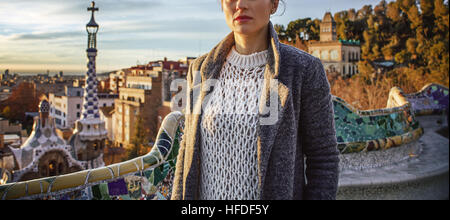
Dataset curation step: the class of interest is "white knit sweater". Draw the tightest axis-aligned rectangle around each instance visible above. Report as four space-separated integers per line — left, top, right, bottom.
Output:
199 46 268 200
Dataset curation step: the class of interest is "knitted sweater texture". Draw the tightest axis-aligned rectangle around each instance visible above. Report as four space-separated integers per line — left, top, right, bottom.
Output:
199 46 268 200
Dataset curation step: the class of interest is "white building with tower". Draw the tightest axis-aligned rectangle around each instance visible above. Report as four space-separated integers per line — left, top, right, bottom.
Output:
308 12 361 77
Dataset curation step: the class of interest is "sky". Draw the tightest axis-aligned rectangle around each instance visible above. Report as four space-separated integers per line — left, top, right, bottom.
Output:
0 0 391 75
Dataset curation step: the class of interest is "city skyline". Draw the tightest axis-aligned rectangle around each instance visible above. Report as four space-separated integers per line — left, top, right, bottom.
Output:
1 0 391 75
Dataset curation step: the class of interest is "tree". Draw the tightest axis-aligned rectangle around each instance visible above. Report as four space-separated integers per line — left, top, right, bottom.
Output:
285 18 314 42
308 19 321 40
2 106 11 119
407 4 421 29
406 37 419 64
0 82 42 124
125 113 151 160
276 0 448 86
334 11 350 40
274 24 287 41
357 5 373 19
387 1 402 21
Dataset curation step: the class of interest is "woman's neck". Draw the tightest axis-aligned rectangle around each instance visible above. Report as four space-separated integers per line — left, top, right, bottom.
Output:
234 24 269 55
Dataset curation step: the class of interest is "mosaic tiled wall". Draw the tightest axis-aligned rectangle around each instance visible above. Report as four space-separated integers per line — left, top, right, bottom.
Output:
333 97 419 143
404 83 449 116
2 84 448 200
333 86 423 153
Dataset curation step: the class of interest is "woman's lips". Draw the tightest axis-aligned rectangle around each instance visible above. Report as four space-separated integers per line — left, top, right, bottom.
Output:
234 15 253 22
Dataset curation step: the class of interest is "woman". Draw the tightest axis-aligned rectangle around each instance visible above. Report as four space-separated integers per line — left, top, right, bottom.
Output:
171 0 340 200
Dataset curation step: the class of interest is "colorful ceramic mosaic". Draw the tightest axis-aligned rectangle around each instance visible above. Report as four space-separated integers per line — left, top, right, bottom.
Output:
333 86 423 153
404 83 449 116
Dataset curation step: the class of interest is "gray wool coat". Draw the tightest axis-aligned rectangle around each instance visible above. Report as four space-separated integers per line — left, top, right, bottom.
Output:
171 21 340 200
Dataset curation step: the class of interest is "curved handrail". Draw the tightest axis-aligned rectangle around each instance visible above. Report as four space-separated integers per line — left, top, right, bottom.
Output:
0 111 184 200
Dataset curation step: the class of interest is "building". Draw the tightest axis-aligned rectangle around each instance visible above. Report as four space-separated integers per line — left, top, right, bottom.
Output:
0 87 12 102
113 74 162 148
0 117 22 135
99 106 115 141
109 69 129 94
308 12 361 77
0 69 10 81
49 85 117 129
110 57 190 93
111 55 193 149
2 100 87 182
110 57 191 149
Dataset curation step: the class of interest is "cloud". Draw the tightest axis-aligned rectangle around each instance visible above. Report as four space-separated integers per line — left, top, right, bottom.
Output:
10 31 83 41
100 17 228 35
47 0 165 17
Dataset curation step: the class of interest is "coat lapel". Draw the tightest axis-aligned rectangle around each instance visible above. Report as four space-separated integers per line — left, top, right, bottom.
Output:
186 21 290 198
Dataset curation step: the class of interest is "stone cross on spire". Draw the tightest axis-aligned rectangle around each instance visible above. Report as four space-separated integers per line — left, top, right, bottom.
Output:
88 1 99 14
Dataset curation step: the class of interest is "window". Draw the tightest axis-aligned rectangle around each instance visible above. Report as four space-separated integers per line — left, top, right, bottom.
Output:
320 50 329 60
330 50 339 61
312 50 320 58
77 112 80 118
77 104 80 109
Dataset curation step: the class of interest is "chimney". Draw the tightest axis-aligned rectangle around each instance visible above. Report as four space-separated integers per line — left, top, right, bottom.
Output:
39 100 50 127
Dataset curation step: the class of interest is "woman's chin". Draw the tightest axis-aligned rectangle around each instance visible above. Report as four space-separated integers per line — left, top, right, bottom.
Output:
233 25 257 36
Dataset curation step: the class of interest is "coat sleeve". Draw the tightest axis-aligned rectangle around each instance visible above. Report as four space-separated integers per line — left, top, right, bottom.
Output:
170 63 193 200
170 133 186 200
300 57 340 200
